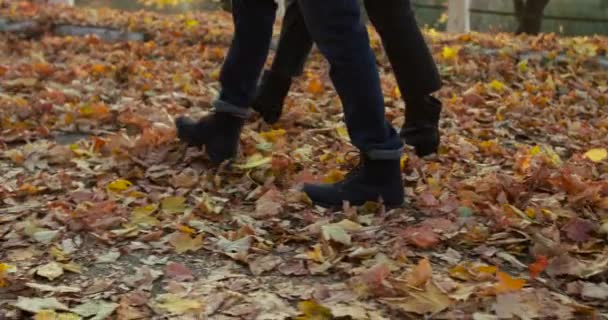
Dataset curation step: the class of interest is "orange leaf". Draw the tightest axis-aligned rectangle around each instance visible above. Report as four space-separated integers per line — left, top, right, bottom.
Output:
33 62 54 77
495 271 525 294
528 256 548 279
91 64 108 75
307 75 324 95
0 65 7 77
406 258 432 288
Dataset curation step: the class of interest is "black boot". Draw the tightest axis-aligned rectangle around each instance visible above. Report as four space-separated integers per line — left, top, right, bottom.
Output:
175 112 244 165
303 156 404 208
400 96 442 157
252 70 292 124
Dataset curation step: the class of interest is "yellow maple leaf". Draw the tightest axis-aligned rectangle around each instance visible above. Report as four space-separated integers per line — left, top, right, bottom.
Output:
260 129 286 143
107 179 133 193
517 60 528 73
184 19 199 29
584 148 607 162
306 244 325 263
442 46 459 60
489 79 506 92
296 301 333 320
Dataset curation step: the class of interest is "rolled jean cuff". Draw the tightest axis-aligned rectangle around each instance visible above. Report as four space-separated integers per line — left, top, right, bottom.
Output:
212 99 253 119
366 147 404 160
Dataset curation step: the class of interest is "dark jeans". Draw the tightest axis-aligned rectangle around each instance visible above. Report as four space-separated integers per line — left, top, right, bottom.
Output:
272 0 441 102
216 0 403 159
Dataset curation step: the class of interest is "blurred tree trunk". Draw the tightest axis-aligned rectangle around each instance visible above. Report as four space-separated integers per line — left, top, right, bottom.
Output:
447 0 471 33
513 0 550 34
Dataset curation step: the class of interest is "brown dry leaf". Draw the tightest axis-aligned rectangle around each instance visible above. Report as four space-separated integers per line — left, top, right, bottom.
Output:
492 292 540 319
249 255 283 276
253 188 284 218
406 258 433 288
165 262 194 281
168 232 203 254
564 217 595 243
402 226 440 249
380 282 452 315
170 168 199 188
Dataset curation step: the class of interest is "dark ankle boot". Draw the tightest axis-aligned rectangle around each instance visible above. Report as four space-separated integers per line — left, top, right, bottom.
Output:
175 112 244 165
252 70 292 124
302 156 404 208
400 96 442 157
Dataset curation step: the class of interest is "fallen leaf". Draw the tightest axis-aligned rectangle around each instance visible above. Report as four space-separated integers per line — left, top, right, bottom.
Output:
322 169 345 184
321 224 351 246
36 262 64 281
32 230 59 244
107 179 133 192
14 297 70 313
403 226 440 249
406 258 433 288
583 148 607 162
253 188 284 218
528 256 549 279
442 46 459 60
165 262 194 281
154 294 203 315
295 300 333 320
169 232 203 254
489 79 506 92
34 310 82 320
581 282 608 300
380 283 452 315
96 250 121 263
170 168 199 188
234 154 272 169
26 282 81 293
72 301 118 320
249 255 283 276
564 217 595 243
495 271 525 294
492 292 540 320
161 196 187 214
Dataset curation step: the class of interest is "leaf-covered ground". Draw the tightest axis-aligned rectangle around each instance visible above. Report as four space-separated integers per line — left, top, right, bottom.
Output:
1 2 608 319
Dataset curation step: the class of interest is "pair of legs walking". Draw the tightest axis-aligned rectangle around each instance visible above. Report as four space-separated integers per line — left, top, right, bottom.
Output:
177 0 439 208
254 0 442 157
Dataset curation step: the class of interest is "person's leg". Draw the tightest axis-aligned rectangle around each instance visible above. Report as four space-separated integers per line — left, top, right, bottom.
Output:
297 0 404 208
252 0 314 124
365 0 442 157
176 0 277 164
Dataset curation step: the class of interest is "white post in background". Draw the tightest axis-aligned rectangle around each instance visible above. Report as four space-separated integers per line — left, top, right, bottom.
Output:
447 0 471 33
48 0 75 5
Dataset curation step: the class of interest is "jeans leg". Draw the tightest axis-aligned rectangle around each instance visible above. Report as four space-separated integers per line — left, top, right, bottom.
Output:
297 0 402 159
270 1 314 78
364 0 441 100
216 0 277 117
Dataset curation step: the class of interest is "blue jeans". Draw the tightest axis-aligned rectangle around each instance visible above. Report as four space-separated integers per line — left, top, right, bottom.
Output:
216 0 403 159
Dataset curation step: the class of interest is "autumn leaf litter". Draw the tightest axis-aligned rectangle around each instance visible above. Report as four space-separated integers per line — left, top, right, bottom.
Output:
1 2 608 319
